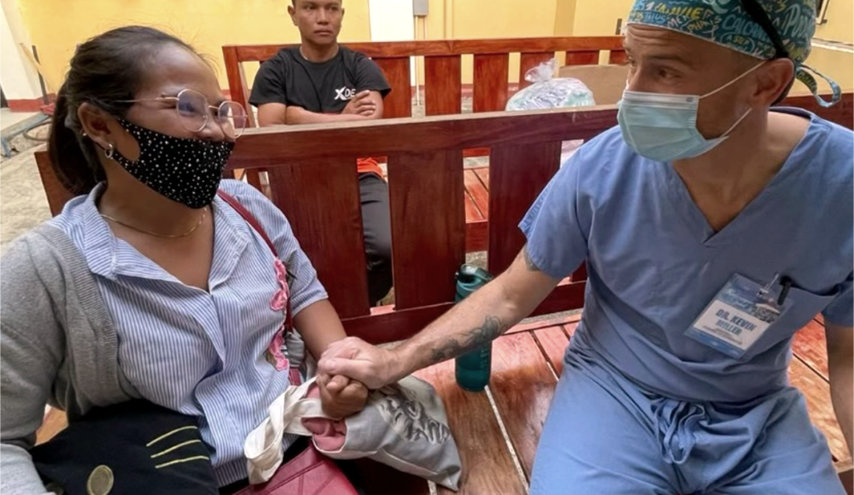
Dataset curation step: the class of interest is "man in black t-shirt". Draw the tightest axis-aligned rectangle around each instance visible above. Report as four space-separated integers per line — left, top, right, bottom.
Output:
250 0 393 305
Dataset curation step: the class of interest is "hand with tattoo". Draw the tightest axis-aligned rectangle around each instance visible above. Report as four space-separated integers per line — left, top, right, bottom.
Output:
319 315 508 389
318 337 402 389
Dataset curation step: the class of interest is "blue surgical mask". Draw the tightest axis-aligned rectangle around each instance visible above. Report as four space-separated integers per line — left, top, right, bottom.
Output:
617 63 764 162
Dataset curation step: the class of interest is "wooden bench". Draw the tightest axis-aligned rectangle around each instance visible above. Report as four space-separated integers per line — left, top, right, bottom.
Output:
223 36 628 251
222 37 628 122
32 99 854 493
222 38 853 253
32 312 854 494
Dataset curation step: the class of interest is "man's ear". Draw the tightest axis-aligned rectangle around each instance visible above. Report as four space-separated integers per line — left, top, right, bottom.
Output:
288 4 297 25
753 58 795 106
77 102 118 152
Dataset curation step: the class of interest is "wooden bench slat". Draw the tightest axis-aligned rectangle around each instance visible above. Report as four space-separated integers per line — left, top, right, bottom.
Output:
450 37 625 55
413 359 528 495
244 169 264 191
488 141 562 274
519 51 555 91
462 169 488 219
570 262 588 282
789 356 851 463
528 318 581 382
225 37 626 61
531 280 587 316
343 302 455 343
387 150 465 309
490 332 560 479
466 166 490 252
222 46 252 125
373 57 412 118
564 50 600 66
465 220 488 253
504 312 581 336
792 319 830 380
608 49 628 65
473 166 489 187
425 56 462 116
463 187 484 223
533 325 571 378
35 150 74 217
563 320 580 335
229 108 617 162
267 159 370 318
473 54 510 112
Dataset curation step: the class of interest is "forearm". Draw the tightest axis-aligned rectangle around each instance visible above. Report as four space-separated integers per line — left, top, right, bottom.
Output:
392 285 516 378
285 106 366 124
392 250 558 381
293 299 348 360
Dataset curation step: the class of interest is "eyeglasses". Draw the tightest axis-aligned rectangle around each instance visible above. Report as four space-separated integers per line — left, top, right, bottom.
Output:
116 88 248 139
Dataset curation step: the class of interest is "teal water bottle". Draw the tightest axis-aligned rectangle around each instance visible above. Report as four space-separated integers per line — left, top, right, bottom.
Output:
454 264 494 391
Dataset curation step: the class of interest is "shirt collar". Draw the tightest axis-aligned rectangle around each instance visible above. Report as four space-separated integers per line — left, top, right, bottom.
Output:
76 184 252 285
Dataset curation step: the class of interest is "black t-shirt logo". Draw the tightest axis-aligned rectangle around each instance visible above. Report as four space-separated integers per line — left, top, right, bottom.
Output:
334 87 357 101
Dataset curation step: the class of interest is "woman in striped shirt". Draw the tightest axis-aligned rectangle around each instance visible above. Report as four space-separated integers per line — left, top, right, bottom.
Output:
1 26 368 492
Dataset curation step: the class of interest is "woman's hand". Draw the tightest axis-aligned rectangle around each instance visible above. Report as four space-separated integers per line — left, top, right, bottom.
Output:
318 336 405 390
316 373 369 419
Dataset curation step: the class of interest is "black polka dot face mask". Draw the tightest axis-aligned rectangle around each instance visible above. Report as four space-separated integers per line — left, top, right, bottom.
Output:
109 119 236 209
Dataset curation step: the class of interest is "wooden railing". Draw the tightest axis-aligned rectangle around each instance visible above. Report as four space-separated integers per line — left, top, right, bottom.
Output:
35 93 853 341
222 36 627 124
223 106 615 342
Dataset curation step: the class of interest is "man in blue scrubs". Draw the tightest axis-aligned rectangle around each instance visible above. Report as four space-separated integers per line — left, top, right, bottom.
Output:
319 1 853 492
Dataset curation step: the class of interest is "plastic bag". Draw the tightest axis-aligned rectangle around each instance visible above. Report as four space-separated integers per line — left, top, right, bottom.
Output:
505 59 593 164
505 58 596 111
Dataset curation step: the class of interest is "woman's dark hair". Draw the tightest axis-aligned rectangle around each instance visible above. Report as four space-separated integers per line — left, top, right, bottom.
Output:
48 26 198 195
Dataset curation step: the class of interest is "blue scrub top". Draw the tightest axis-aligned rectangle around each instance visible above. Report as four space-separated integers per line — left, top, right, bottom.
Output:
521 108 853 403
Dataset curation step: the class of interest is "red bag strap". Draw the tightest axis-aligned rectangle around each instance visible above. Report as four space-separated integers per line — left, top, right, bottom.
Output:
216 190 294 335
217 190 278 257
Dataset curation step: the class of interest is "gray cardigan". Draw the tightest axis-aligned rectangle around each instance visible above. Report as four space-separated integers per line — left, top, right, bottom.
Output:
1 224 139 494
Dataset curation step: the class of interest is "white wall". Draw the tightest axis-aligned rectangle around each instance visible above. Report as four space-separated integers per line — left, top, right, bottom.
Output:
0 0 43 100
368 0 415 41
368 0 417 87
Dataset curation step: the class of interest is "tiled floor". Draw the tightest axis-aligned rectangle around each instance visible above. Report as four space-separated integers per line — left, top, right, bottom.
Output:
0 108 39 130
0 119 50 254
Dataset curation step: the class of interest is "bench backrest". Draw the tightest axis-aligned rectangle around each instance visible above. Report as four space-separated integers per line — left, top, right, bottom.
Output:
33 93 853 343
222 36 627 125
219 107 617 342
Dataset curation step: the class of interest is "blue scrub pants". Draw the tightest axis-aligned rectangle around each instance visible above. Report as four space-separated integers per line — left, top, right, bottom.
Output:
530 342 845 495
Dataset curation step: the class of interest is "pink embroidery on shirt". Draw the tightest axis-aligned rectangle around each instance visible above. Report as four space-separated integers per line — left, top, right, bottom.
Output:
266 324 289 371
270 258 290 312
265 258 291 371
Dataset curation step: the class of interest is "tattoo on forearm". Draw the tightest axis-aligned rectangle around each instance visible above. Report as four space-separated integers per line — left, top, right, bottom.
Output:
523 249 541 272
429 316 508 363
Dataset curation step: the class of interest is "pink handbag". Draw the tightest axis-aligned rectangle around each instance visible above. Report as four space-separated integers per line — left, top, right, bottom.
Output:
233 444 356 495
218 190 358 495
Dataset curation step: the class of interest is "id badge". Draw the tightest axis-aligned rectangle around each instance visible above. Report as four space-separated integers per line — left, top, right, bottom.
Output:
685 273 785 358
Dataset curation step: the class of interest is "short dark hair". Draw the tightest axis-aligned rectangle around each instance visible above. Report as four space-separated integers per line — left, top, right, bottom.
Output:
48 26 199 195
291 0 343 6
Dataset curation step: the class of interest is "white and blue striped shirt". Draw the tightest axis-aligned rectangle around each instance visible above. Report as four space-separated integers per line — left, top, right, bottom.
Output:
51 179 327 486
